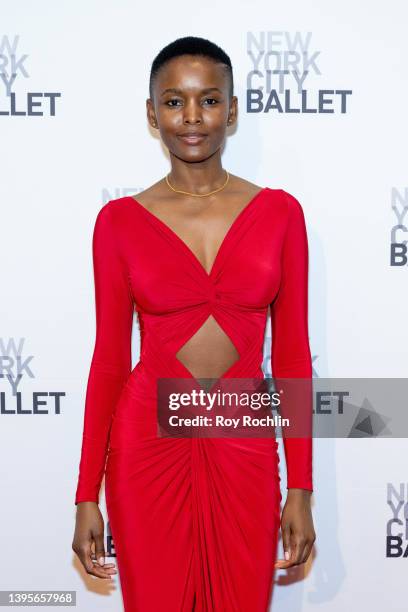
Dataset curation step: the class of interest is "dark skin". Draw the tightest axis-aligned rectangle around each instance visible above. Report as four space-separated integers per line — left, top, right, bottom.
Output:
73 54 316 577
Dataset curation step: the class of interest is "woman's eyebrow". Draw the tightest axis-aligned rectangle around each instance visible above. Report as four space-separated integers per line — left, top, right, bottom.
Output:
160 87 223 96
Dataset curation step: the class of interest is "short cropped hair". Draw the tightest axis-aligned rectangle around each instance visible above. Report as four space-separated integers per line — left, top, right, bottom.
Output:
149 36 234 101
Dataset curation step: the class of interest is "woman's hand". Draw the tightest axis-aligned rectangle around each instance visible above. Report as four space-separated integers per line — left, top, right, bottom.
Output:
274 488 316 569
72 502 117 580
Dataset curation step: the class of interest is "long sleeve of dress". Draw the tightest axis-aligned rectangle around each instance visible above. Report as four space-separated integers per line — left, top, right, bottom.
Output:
270 190 313 491
75 202 135 505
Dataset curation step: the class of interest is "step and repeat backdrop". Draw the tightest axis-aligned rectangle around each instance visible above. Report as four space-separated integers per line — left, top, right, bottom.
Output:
1 1 407 610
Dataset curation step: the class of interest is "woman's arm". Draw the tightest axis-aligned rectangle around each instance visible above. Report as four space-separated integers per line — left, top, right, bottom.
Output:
271 190 315 568
74 202 134 505
270 190 313 491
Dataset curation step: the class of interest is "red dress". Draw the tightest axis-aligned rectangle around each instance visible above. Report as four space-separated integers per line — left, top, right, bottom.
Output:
74 187 313 611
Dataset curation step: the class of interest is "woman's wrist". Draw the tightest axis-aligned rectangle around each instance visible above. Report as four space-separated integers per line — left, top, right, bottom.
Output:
286 487 313 499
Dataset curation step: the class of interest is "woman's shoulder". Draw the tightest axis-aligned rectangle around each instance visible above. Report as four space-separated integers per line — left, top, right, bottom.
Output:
96 188 150 218
254 185 307 235
232 175 303 208
277 188 305 214
91 194 140 238
261 185 306 219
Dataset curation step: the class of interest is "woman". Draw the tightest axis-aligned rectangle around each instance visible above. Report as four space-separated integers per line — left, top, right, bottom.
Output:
72 35 316 611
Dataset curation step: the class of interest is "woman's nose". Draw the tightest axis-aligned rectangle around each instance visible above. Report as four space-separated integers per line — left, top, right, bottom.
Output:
183 101 202 124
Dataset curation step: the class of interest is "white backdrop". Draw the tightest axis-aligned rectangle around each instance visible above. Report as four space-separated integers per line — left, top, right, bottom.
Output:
1 1 407 610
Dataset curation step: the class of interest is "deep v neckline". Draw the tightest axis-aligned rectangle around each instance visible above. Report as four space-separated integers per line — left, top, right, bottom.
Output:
128 187 267 278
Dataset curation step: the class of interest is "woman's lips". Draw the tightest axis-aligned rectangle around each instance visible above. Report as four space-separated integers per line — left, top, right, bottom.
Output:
177 134 207 145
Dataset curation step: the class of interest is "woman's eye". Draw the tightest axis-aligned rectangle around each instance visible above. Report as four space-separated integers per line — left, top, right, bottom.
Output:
166 99 182 107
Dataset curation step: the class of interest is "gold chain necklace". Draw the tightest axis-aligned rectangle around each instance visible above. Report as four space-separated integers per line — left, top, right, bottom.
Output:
165 170 230 197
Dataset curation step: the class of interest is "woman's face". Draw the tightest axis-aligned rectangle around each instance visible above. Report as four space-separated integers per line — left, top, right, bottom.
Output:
147 54 237 162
